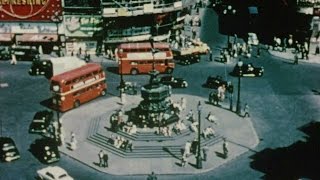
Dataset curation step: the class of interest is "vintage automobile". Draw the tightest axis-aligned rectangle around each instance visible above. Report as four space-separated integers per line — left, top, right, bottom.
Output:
12 46 40 61
37 166 73 180
116 81 138 95
0 137 20 162
30 138 60 164
29 110 54 134
173 52 200 65
203 75 228 89
231 63 264 77
160 75 188 88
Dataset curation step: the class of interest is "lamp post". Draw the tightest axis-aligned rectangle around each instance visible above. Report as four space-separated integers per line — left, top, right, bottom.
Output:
223 5 236 49
51 11 62 57
196 101 202 169
236 60 243 115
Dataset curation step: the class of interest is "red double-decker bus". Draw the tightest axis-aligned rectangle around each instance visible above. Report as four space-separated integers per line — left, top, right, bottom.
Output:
50 63 107 112
116 42 175 75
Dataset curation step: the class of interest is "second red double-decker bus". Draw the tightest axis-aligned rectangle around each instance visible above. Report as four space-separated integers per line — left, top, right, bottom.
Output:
116 42 175 75
50 63 107 112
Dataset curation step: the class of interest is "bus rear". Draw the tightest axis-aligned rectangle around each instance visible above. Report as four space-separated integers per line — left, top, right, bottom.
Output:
50 63 107 112
117 42 174 75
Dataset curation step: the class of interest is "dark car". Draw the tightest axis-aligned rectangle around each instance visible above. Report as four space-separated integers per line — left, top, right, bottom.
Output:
29 110 54 134
30 138 60 164
0 47 11 60
13 46 40 61
174 53 200 65
28 59 52 78
0 137 20 162
203 75 228 89
231 63 264 77
160 75 188 88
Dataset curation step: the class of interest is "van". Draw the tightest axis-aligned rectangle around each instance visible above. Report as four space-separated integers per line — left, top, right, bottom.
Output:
12 46 40 61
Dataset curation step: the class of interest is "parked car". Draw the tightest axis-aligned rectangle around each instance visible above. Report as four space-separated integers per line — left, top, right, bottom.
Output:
203 75 228 89
231 63 264 77
30 138 60 164
0 137 20 162
37 166 73 180
29 110 54 134
160 75 188 88
0 46 11 60
12 46 40 61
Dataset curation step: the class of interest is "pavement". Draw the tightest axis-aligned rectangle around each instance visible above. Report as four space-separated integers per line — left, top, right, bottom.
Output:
58 93 259 175
268 48 320 65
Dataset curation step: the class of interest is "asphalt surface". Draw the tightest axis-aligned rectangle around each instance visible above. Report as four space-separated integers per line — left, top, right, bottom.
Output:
1 8 320 179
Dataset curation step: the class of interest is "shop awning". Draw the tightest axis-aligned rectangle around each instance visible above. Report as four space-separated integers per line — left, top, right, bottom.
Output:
16 34 58 42
0 33 13 42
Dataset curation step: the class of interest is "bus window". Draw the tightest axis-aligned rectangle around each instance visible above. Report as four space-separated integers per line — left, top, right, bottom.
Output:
131 62 138 65
165 59 168 65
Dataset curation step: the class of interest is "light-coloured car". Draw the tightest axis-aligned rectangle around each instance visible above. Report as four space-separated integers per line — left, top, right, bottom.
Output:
247 32 259 46
37 166 73 180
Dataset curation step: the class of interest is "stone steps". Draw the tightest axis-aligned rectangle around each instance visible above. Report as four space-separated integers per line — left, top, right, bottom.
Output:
116 128 191 142
87 130 223 158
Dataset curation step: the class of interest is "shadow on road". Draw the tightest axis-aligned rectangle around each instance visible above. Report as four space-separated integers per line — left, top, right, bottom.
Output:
40 98 53 110
106 66 119 75
250 121 320 179
163 147 181 160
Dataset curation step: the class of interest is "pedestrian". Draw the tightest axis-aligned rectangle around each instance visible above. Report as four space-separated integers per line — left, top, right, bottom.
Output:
209 49 213 61
243 103 250 117
147 171 158 180
192 27 197 39
98 150 105 167
128 140 133 152
71 50 74 56
294 53 299 65
222 138 228 158
256 46 261 57
70 132 77 150
10 49 17 65
316 44 320 55
103 153 109 167
180 97 186 110
202 145 209 161
181 154 187 167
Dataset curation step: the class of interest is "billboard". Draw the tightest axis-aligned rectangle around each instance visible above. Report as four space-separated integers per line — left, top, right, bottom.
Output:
64 15 102 37
0 0 62 21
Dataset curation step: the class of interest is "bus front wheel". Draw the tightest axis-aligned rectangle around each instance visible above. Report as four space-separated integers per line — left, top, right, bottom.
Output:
74 100 80 108
166 68 173 74
130 69 138 75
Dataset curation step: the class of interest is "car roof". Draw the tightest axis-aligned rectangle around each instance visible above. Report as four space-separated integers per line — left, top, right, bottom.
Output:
49 166 67 174
34 111 52 119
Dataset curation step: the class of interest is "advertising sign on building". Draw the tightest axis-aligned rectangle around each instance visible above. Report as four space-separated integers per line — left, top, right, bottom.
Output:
64 15 102 37
0 0 62 21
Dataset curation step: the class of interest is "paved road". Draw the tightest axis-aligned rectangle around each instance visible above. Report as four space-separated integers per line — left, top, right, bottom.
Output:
1 8 320 179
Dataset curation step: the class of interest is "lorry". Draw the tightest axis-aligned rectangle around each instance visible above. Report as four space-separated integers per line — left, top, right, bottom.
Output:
172 39 210 65
29 56 86 79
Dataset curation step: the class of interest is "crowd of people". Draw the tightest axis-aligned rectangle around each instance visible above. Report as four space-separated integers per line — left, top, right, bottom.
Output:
109 134 133 151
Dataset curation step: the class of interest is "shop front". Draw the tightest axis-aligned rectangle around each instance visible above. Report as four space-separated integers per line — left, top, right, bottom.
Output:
64 15 103 56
